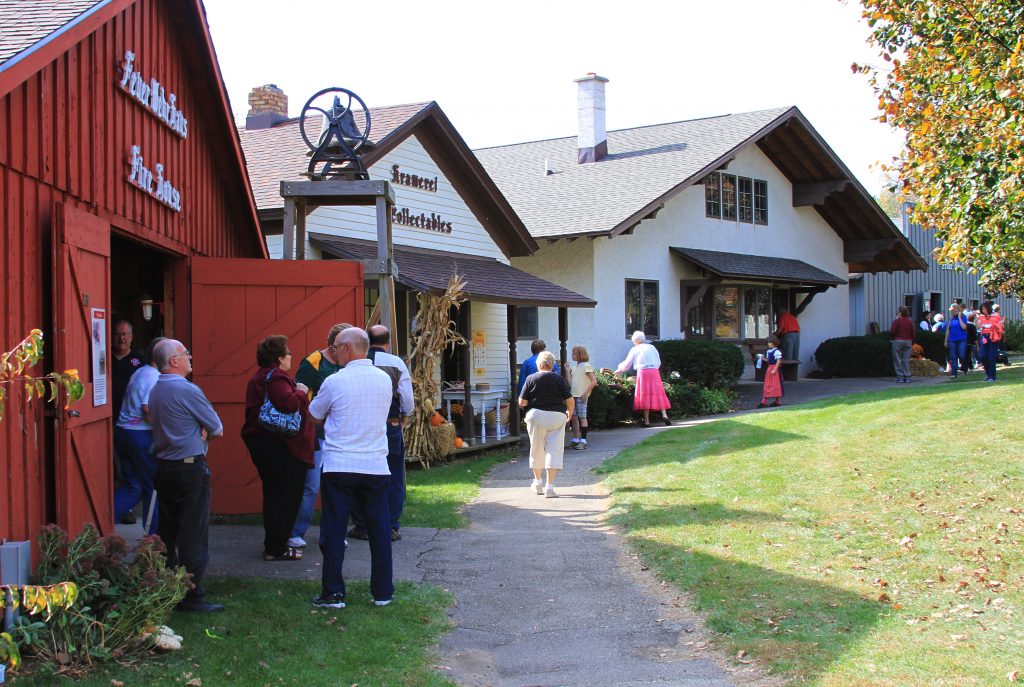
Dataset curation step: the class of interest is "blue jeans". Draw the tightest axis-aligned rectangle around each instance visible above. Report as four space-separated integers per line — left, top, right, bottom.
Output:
113 427 158 533
350 425 405 530
319 471 393 602
947 339 967 377
780 332 800 362
978 339 998 380
291 448 323 539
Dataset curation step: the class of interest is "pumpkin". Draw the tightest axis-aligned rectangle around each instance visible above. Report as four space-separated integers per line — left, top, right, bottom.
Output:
454 437 464 448
429 412 444 427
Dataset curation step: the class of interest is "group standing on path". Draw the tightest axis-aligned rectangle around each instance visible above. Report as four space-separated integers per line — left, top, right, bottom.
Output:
891 300 1009 383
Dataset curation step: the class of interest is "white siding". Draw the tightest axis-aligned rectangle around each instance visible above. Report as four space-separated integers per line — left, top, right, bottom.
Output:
265 133 513 389
516 144 851 375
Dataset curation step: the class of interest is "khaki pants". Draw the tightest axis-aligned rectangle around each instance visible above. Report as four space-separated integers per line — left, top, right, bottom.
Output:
525 408 567 469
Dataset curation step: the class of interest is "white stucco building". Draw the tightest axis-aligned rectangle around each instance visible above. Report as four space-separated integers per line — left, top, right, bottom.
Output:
475 75 925 375
239 86 593 444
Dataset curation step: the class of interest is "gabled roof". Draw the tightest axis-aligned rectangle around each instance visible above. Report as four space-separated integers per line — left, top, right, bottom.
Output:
240 101 538 258
475 107 925 273
310 233 595 308
0 0 266 258
670 247 846 286
0 0 105 66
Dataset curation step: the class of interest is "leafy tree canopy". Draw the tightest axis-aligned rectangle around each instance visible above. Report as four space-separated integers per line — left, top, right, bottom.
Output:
855 0 1024 298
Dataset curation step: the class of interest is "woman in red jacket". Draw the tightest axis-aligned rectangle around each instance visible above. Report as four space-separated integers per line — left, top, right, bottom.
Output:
975 302 1005 382
241 335 315 561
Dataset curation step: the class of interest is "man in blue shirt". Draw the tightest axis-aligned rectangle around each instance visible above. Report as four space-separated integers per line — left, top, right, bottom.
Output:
516 339 560 397
149 338 224 613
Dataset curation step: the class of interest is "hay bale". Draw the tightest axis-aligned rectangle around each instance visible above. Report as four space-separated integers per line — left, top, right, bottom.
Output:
910 358 941 377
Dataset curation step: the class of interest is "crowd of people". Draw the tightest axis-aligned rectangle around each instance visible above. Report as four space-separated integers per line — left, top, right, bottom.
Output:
893 301 1010 382
111 322 411 612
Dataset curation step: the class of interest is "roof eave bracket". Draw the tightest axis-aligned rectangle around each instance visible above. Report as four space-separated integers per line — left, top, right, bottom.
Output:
792 179 851 207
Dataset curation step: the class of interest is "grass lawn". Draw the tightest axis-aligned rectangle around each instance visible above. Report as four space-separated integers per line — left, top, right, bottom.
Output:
11 578 454 687
597 368 1024 686
212 450 516 529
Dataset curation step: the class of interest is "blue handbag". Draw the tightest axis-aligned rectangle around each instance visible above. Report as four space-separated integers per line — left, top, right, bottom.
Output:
257 371 302 437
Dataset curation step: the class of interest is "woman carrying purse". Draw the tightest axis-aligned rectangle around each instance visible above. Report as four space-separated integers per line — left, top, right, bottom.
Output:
241 335 315 561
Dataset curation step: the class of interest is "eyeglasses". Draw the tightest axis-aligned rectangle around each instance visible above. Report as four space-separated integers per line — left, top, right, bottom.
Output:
170 350 192 361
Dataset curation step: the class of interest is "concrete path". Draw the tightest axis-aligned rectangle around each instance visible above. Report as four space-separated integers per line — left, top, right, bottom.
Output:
114 374 964 686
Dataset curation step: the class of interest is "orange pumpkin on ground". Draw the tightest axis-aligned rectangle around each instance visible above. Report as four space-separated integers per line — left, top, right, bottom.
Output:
454 437 464 448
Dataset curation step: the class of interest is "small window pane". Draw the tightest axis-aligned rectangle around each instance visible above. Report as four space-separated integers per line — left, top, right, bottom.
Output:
643 281 659 338
738 177 753 223
516 306 538 339
714 287 740 339
722 174 738 221
687 287 706 337
365 286 380 324
704 173 721 218
754 180 768 224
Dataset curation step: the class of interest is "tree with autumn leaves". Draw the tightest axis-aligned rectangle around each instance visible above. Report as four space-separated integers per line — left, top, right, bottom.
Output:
856 0 1024 299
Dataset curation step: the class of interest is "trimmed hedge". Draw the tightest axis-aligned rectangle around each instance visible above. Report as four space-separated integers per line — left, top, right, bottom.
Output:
814 330 946 378
1004 319 1024 352
586 371 734 428
652 338 745 390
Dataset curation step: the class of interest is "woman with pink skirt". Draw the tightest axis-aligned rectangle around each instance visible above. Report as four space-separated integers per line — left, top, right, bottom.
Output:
615 331 672 427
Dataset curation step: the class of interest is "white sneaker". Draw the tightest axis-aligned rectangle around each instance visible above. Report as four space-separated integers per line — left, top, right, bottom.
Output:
544 485 558 498
288 536 306 548
531 479 543 495
373 598 392 607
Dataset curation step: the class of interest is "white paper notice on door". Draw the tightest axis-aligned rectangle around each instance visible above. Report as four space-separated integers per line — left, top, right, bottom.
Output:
91 308 108 407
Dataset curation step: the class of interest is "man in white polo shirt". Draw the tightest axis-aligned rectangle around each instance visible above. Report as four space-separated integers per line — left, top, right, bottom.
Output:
308 327 394 609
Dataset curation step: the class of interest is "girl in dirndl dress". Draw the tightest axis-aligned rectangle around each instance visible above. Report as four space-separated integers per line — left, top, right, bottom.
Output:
615 331 672 426
759 336 784 408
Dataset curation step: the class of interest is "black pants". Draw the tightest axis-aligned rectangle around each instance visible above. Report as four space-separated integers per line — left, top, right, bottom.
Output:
351 424 404 530
243 434 309 556
155 457 211 606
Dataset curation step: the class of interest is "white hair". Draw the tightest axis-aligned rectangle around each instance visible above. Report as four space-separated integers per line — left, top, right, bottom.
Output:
631 330 646 344
536 350 556 370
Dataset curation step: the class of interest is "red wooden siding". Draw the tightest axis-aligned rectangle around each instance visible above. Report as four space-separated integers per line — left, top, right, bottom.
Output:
0 0 263 540
189 258 364 514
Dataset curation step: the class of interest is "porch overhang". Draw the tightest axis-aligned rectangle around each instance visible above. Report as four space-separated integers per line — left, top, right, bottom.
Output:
670 247 847 287
310 233 595 308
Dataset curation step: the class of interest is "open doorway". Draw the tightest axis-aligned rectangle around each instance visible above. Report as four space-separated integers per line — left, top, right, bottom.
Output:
110 235 168 345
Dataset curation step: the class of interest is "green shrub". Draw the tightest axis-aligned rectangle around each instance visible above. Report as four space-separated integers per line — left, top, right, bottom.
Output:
587 372 635 428
585 373 733 427
1004 319 1024 352
913 330 947 365
11 524 189 674
814 334 894 377
815 330 952 378
665 382 734 417
653 339 745 389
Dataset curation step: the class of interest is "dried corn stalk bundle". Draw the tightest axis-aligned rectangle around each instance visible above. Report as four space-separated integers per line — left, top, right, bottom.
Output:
406 275 466 466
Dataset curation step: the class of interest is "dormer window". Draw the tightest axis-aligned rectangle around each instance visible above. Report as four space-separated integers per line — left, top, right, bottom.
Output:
704 172 768 225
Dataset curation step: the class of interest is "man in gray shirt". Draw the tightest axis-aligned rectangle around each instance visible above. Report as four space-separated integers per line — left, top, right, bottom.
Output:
149 338 224 613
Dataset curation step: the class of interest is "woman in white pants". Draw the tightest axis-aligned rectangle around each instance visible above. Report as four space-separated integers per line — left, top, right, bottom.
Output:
519 351 575 497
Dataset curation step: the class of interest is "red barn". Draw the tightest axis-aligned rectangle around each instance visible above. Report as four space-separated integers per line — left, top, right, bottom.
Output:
0 0 362 543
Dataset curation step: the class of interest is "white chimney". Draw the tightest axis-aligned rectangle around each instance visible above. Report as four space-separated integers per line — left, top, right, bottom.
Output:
575 73 608 164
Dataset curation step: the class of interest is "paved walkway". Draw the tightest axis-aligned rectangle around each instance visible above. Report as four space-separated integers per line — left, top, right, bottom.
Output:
115 373 962 686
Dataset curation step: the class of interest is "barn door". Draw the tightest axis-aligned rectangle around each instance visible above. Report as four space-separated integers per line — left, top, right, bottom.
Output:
51 203 113 535
190 257 363 514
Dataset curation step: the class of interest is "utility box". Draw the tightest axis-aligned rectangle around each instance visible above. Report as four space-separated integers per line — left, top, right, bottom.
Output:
0 541 31 586
1 540 31 633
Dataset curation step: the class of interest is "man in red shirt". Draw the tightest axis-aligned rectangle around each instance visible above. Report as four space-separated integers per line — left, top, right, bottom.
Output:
775 308 801 362
890 306 916 383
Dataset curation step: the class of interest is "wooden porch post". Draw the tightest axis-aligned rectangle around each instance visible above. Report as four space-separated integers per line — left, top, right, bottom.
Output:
461 302 474 443
375 195 396 332
558 307 568 371
282 198 296 260
507 304 520 435
295 201 307 260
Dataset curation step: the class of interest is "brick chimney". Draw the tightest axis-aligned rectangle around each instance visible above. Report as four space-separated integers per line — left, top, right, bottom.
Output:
575 73 608 163
245 84 289 130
